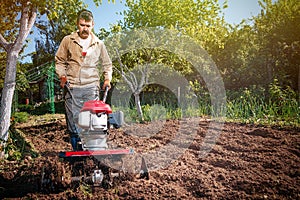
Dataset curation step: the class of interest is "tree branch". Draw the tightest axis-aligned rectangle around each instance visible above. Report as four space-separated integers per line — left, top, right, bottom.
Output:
0 34 9 51
15 1 37 52
115 48 136 92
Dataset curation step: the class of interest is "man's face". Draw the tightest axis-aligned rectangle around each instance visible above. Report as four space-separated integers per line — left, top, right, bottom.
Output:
77 18 94 39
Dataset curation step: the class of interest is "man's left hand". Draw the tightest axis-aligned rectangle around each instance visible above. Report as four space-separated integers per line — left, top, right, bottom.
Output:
103 79 111 90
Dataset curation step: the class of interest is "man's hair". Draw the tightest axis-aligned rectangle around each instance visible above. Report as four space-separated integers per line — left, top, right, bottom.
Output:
77 9 94 23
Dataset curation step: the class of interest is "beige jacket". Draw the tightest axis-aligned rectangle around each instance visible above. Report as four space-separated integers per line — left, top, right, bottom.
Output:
55 31 113 88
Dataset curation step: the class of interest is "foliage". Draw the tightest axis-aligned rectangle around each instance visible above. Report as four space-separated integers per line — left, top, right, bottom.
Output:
140 84 179 109
105 24 226 121
225 81 299 127
104 0 300 97
0 0 23 43
252 0 300 90
122 0 229 52
215 24 261 89
16 100 65 115
5 127 38 161
79 184 93 198
18 104 34 113
30 101 65 115
16 63 31 92
208 0 300 92
117 0 229 92
12 112 29 123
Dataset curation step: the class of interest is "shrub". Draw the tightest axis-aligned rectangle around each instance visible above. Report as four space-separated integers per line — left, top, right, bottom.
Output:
12 112 29 123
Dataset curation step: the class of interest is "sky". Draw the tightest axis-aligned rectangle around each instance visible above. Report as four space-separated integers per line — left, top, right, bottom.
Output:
22 0 265 63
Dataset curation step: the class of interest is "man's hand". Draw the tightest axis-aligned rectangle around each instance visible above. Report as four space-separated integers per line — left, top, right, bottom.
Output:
60 76 67 88
102 79 111 90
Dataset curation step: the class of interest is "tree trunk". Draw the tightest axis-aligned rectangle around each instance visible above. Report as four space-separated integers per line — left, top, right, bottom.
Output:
0 50 18 157
0 1 37 158
134 93 144 122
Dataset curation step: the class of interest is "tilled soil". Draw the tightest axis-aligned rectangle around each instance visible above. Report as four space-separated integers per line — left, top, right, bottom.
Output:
0 116 299 199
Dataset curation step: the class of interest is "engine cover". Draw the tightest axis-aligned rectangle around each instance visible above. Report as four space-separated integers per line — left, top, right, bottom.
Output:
81 100 112 114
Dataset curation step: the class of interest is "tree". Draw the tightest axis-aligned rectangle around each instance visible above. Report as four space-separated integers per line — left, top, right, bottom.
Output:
253 0 300 90
215 24 263 89
201 0 300 92
104 28 189 122
0 0 37 155
0 0 115 157
105 0 228 120
115 48 153 121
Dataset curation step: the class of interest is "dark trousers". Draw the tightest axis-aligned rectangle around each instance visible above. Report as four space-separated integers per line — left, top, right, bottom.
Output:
64 86 99 149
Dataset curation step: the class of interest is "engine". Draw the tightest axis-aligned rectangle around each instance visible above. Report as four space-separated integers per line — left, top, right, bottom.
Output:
78 100 112 150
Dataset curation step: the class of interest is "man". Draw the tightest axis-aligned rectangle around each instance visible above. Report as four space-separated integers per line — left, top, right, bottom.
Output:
55 9 113 150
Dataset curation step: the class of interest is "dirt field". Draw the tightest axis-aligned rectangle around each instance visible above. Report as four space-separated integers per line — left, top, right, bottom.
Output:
0 115 299 199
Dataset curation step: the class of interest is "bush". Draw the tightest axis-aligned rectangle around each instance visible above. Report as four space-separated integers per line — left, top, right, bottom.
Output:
5 127 39 161
29 101 65 115
12 112 29 123
18 104 34 113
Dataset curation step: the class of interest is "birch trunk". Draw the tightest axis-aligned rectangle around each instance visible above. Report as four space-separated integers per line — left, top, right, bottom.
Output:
0 50 18 153
0 1 36 157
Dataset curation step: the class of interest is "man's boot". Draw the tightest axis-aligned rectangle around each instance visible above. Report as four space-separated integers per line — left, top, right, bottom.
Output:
70 134 82 151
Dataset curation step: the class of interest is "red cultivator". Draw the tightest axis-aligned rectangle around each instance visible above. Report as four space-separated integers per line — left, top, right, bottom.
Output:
40 87 148 191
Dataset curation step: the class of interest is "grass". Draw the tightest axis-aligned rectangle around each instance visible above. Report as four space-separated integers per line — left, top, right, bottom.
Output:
5 113 64 161
13 80 299 129
113 82 299 129
224 83 299 128
13 113 65 128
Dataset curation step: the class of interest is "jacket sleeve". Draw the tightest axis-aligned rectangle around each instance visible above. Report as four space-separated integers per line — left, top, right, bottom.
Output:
55 36 68 78
100 42 113 81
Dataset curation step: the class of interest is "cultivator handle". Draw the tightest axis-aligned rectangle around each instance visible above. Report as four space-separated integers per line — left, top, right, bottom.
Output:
102 86 109 103
63 81 109 104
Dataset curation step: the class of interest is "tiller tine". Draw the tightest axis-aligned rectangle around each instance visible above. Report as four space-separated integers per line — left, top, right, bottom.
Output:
139 157 149 180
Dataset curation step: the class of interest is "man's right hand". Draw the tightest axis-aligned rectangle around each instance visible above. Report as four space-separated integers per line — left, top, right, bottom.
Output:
60 76 67 88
